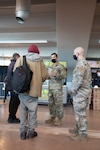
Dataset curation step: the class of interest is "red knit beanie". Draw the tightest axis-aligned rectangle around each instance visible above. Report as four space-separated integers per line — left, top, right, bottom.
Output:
28 44 40 54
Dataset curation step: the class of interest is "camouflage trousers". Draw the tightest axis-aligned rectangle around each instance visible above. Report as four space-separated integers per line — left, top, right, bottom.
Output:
73 94 89 135
48 89 63 119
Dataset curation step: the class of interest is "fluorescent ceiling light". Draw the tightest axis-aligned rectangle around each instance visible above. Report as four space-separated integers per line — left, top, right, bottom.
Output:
99 40 100 43
0 40 48 44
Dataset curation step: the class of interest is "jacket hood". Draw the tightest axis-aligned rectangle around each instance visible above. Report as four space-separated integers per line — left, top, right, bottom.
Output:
26 53 42 62
10 58 16 62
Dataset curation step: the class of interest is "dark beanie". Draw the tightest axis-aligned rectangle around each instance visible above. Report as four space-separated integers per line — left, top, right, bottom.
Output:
28 44 40 54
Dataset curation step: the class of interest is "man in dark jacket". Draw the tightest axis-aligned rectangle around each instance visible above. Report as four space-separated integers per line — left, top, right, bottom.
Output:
6 53 20 123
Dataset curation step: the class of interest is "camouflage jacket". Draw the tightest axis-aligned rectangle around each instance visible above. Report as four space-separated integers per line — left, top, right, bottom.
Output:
71 58 91 97
48 62 67 90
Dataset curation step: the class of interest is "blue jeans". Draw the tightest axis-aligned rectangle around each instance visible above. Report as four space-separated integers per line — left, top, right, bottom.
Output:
18 93 38 133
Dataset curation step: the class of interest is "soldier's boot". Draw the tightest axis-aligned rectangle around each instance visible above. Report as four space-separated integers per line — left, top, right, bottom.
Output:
69 127 78 135
70 133 87 141
45 117 55 123
69 123 79 135
54 118 62 126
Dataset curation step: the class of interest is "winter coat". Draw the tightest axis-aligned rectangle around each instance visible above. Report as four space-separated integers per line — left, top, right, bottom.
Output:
6 59 16 91
13 53 48 97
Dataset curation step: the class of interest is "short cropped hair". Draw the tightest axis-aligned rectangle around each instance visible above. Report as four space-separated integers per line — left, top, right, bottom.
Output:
13 53 20 60
51 53 58 57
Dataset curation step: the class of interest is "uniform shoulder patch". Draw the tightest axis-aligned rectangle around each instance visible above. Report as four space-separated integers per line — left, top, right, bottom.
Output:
77 66 85 72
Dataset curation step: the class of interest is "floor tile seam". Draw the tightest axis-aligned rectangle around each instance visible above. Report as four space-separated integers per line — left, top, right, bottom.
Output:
0 124 100 139
0 124 100 133
37 126 100 139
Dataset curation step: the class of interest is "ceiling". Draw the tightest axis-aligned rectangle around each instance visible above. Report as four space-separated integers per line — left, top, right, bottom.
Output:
88 0 100 60
0 0 99 63
0 0 56 48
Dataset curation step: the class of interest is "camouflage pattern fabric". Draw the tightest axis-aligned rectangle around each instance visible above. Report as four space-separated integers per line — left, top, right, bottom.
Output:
71 58 91 135
73 96 89 135
48 89 63 119
48 63 67 90
48 63 67 119
71 59 91 97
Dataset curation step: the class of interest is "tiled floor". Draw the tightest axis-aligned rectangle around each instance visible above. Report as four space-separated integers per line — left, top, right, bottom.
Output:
0 99 100 150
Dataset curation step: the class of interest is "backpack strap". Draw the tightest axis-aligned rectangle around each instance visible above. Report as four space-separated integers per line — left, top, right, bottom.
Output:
23 55 27 67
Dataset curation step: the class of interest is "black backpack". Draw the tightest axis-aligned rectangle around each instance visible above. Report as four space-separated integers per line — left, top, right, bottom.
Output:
11 55 33 94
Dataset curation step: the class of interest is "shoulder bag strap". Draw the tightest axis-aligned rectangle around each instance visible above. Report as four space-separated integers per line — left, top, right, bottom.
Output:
23 55 27 67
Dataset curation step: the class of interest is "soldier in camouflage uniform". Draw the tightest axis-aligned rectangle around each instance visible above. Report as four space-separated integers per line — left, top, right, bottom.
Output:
45 53 67 126
69 47 91 141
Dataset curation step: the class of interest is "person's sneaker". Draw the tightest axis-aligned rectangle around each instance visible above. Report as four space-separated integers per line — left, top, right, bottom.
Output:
70 134 88 141
8 118 20 123
69 128 78 135
27 131 37 139
54 118 62 126
45 117 55 123
20 132 27 140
